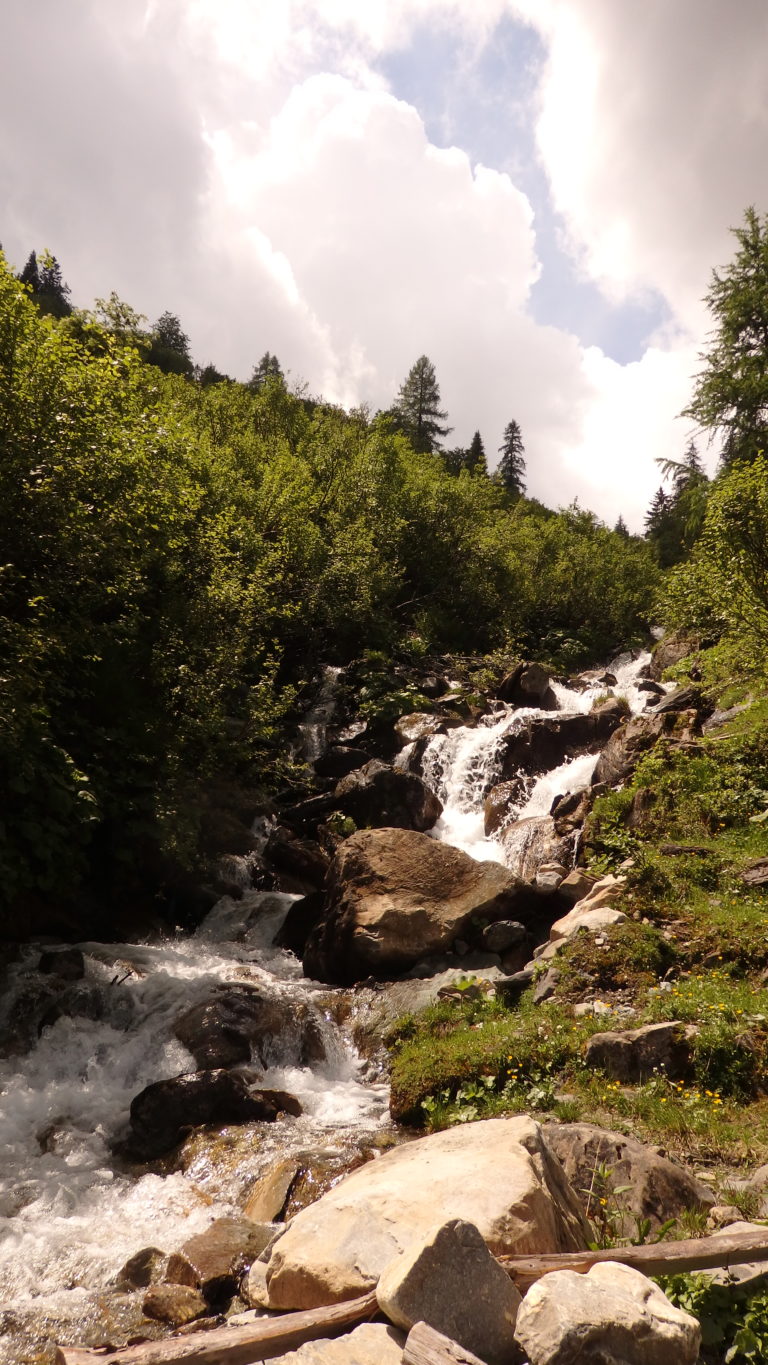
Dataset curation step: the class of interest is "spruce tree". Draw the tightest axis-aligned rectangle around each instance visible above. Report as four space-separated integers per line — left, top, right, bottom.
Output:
614 515 629 537
394 356 451 453
497 420 526 494
19 250 40 294
248 351 284 391
465 430 487 475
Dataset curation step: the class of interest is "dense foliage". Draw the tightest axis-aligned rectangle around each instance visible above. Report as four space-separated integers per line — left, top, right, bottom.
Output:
0 253 658 928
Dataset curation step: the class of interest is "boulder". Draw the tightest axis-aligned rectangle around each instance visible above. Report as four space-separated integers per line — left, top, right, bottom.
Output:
499 710 621 782
314 747 371 779
264 827 331 891
244 1158 300 1222
38 948 86 981
548 904 627 943
741 858 768 888
142 1284 207 1325
638 678 666 697
483 777 529 835
263 1117 589 1310
649 632 699 681
652 685 705 716
115 1247 167 1291
174 985 325 1070
377 1218 521 1365
395 713 445 747
128 1070 301 1159
542 1123 715 1236
535 863 567 892
515 1260 700 1365
481 920 527 954
556 869 598 904
274 892 325 957
333 759 442 832
572 872 625 911
585 1021 697 1083
551 788 593 837
303 828 535 984
167 1216 275 1300
268 1324 404 1363
591 713 668 786
497 662 556 709
500 816 572 881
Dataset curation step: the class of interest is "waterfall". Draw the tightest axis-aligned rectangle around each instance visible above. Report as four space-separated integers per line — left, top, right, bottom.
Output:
421 652 656 873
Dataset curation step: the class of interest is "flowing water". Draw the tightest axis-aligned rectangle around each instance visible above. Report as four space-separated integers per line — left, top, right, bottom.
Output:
0 650 658 1355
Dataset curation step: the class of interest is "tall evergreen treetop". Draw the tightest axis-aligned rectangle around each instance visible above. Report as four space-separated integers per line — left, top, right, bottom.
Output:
465 430 487 475
147 311 194 376
249 351 284 391
394 355 451 453
497 420 526 495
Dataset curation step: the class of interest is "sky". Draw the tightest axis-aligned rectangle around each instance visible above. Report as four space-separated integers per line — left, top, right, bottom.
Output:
2 1 768 529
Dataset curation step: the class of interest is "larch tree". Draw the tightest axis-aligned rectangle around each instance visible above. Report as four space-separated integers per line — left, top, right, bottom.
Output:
394 355 451 453
249 351 284 391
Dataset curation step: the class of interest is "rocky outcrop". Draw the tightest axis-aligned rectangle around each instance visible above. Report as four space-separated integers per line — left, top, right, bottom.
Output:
127 1070 302 1159
499 710 622 782
303 828 542 984
499 815 572 881
585 1021 698 1083
496 661 557 710
262 1117 589 1310
394 713 446 746
542 1123 715 1236
515 1261 700 1365
333 760 442 832
649 631 699 680
264 827 331 892
376 1218 521 1365
591 713 669 786
483 777 529 835
174 984 325 1070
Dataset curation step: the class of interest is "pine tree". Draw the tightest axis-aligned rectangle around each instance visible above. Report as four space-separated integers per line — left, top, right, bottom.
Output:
614 515 629 537
394 356 451 453
19 250 40 294
497 420 526 495
19 250 71 317
464 430 487 475
249 352 284 391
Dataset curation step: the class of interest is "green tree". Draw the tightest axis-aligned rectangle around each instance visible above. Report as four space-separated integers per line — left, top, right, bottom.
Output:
146 311 194 375
684 207 768 466
614 515 629 537
496 420 526 494
248 351 284 391
394 355 451 453
464 430 487 475
19 249 72 318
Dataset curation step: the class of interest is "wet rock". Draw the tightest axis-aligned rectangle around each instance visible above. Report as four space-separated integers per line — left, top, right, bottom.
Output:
169 1216 276 1301
500 816 572 882
515 1261 700 1365
174 984 325 1070
274 892 325 957
333 760 442 833
244 1158 300 1222
483 778 529 835
128 1070 302 1159
652 685 706 716
142 1284 207 1325
37 948 85 981
377 1218 521 1365
542 1123 715 1236
303 828 535 984
264 827 330 892
535 862 567 892
586 1021 697 1083
551 787 593 836
263 1116 589 1310
638 678 666 697
499 710 621 781
38 982 105 1033
395 713 444 746
115 1246 167 1290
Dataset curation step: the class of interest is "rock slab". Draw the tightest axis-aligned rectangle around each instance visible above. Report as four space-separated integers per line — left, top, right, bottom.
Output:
515 1260 700 1365
264 1116 589 1310
377 1218 521 1365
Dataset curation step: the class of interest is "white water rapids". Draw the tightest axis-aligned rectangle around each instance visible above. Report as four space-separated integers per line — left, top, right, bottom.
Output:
0 650 656 1353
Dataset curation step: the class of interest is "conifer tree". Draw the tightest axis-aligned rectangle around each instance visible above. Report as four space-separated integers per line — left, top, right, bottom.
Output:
394 355 451 453
614 515 629 537
146 311 194 376
497 420 526 494
465 430 487 475
249 351 284 391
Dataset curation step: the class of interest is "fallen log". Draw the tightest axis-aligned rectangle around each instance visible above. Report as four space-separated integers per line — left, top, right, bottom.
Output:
59 1291 379 1365
403 1321 486 1365
500 1229 768 1292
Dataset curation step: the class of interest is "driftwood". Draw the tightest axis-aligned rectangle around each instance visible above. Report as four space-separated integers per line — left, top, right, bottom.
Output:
59 1291 378 1365
402 1321 486 1365
501 1229 768 1292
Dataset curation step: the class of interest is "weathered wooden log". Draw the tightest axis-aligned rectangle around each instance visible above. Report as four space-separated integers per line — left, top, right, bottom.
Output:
402 1322 486 1365
500 1229 768 1292
59 1291 379 1365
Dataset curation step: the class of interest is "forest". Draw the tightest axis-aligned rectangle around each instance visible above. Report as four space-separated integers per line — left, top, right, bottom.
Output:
2 210 768 933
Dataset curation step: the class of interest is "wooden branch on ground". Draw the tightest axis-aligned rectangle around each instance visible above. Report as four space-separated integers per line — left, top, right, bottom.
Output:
59 1291 379 1365
500 1229 768 1292
402 1321 486 1365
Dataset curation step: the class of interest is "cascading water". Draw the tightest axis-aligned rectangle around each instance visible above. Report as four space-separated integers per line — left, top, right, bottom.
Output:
421 652 659 873
0 891 388 1353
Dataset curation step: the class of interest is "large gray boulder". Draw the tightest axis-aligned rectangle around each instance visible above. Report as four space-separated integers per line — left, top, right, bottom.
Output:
585 1021 697 1083
500 815 572 881
303 828 537 984
262 1116 589 1310
591 713 669 786
499 710 622 782
267 1324 405 1363
377 1218 521 1365
515 1260 700 1365
334 760 442 832
542 1123 715 1236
